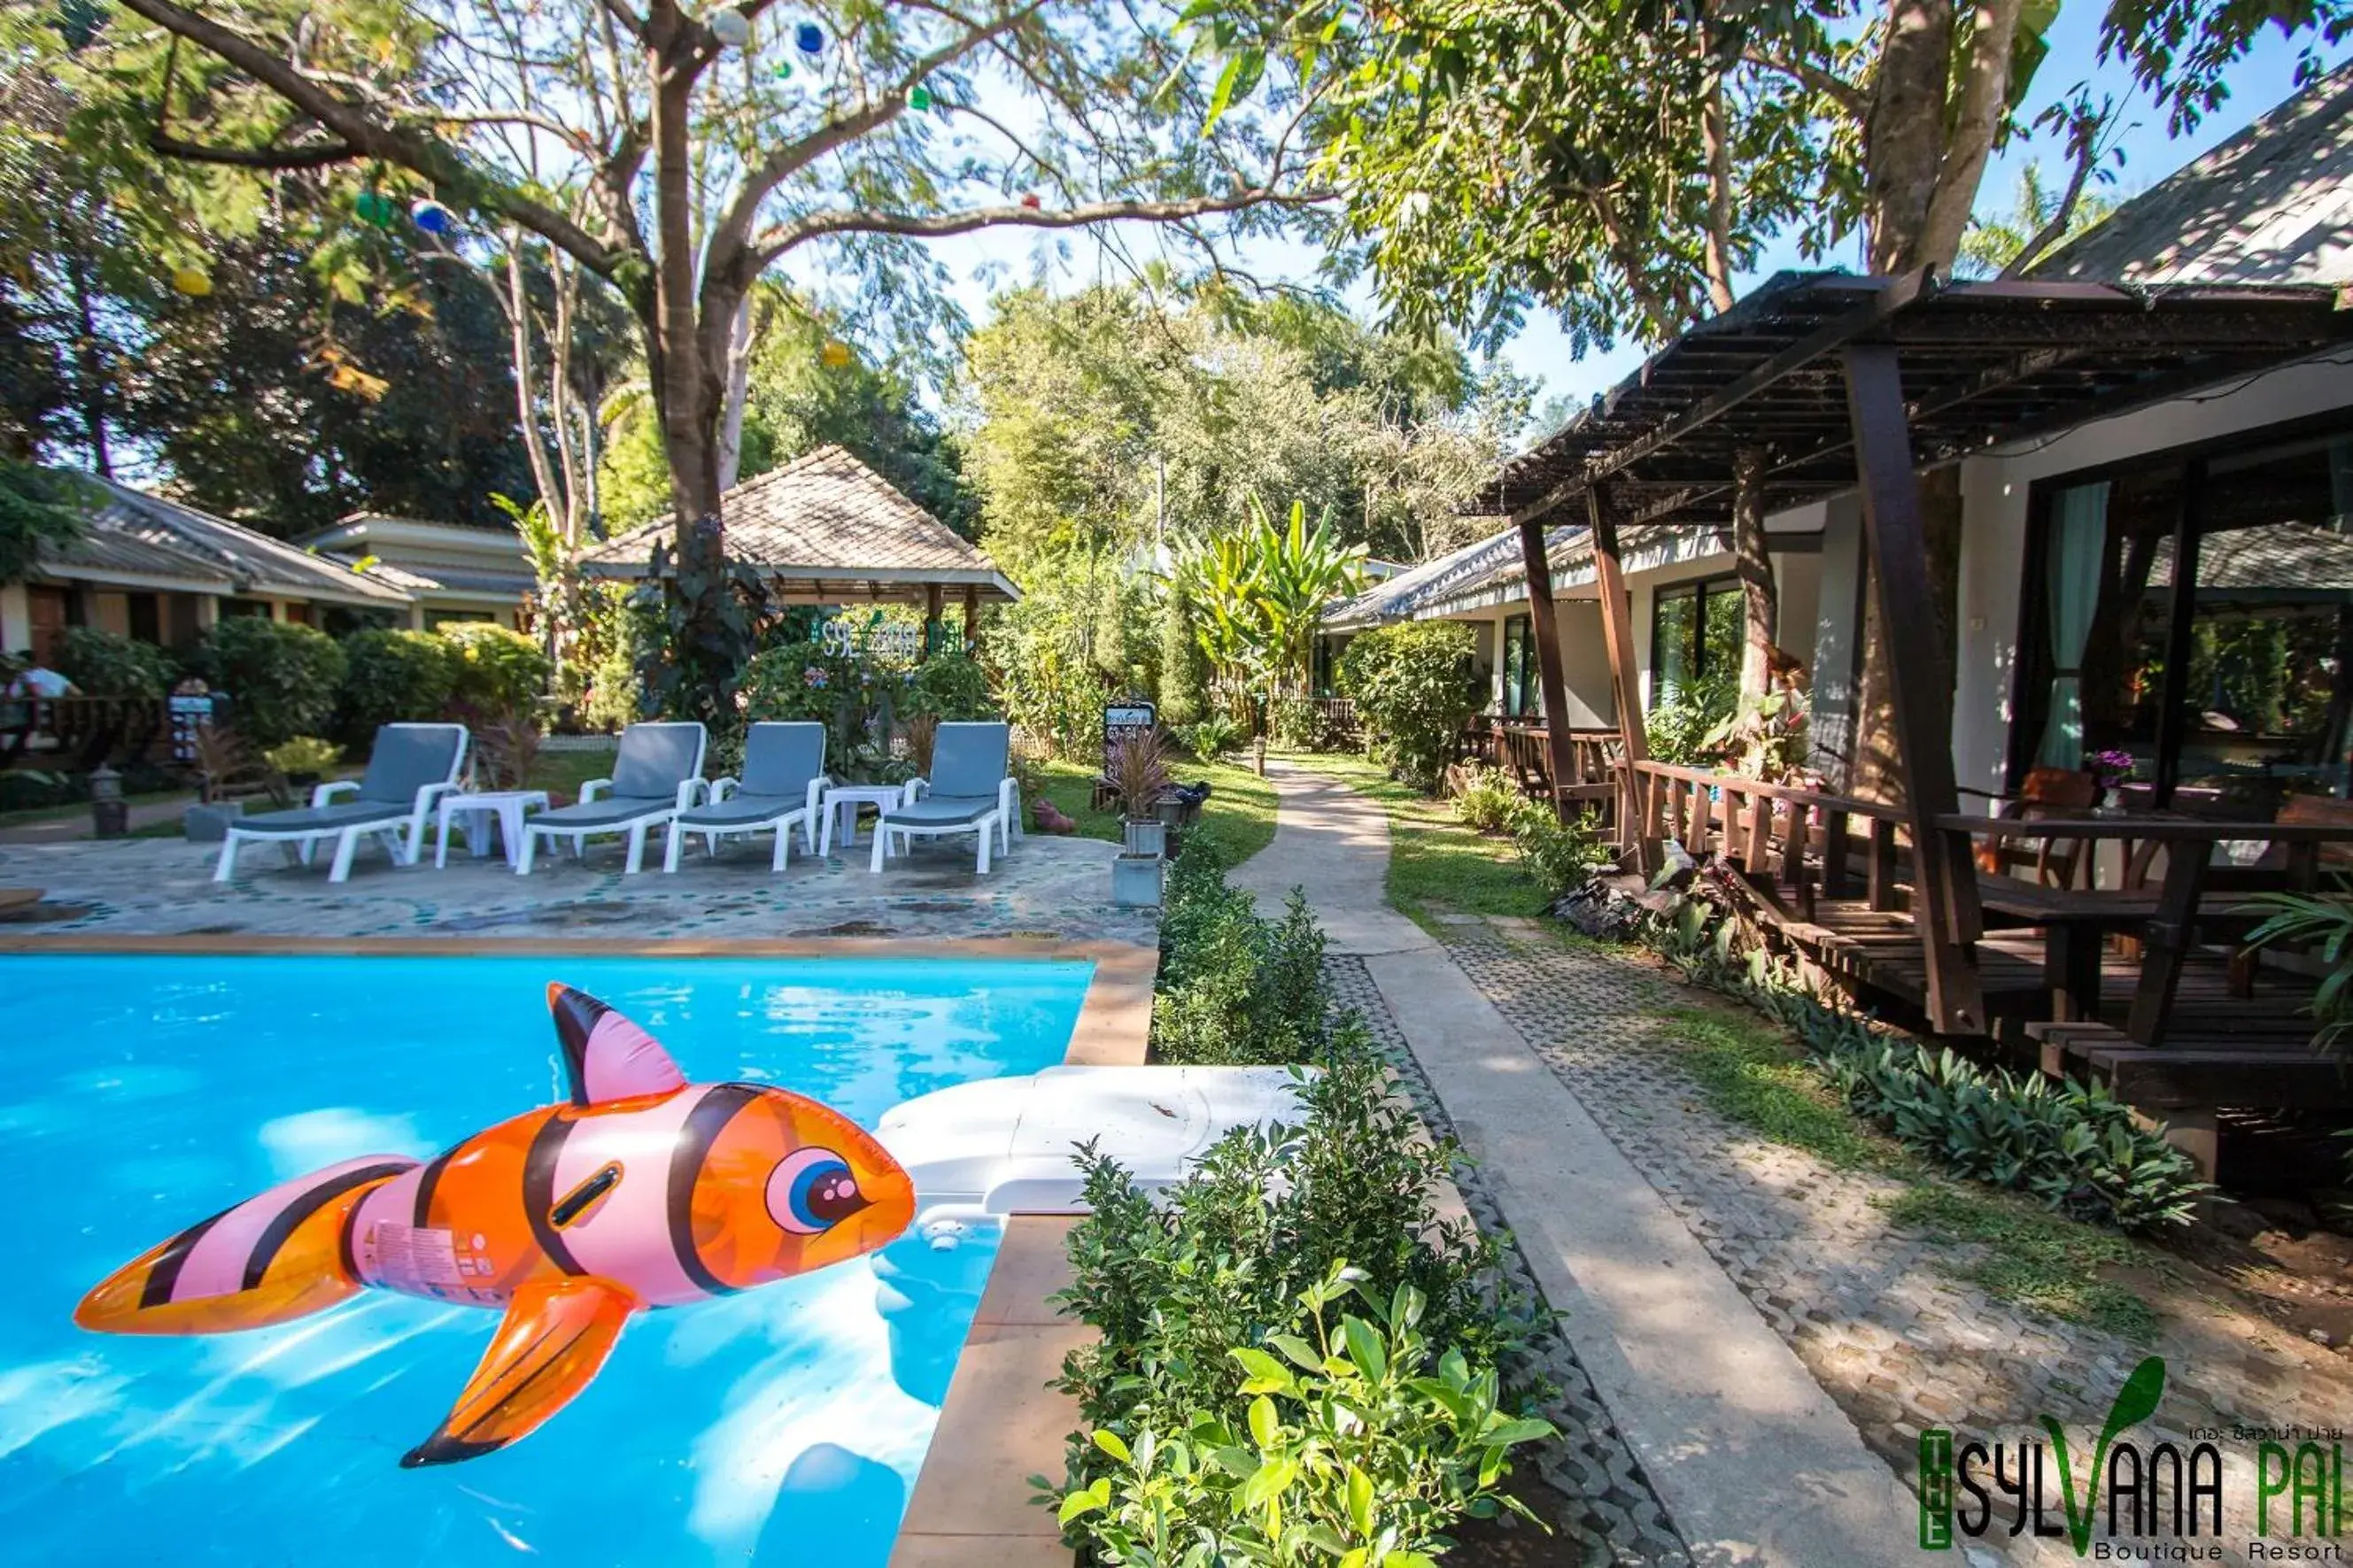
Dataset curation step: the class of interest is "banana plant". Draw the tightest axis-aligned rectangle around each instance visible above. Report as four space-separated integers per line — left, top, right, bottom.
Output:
1245 496 1367 697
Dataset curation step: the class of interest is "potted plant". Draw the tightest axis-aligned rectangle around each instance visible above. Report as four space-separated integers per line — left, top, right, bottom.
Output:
262 735 341 792
1111 728 1172 858
1109 730 1171 908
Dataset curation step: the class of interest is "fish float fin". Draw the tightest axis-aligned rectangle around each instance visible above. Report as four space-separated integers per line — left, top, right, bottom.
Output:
546 983 688 1108
76 1155 416 1336
401 1278 632 1468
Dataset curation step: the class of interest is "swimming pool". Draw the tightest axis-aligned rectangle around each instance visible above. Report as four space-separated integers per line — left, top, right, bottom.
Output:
0 952 1091 1565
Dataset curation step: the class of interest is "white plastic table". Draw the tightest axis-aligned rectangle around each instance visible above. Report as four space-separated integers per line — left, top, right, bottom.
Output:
434 789 551 869
817 784 906 856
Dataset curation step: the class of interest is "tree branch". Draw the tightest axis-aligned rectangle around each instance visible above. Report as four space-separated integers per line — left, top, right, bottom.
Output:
1740 48 1869 118
2000 114 2105 279
148 127 357 168
751 185 1332 267
118 0 630 277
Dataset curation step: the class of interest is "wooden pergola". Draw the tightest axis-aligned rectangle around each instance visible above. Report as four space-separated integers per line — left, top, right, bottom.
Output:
1489 268 2353 1035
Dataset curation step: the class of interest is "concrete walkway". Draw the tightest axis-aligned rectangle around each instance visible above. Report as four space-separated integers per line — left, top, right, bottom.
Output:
1232 761 1926 1568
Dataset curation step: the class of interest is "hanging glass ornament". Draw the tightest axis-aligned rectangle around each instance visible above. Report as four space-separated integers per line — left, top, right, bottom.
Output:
1019 192 1042 210
707 8 749 47
794 20 823 55
906 83 933 112
411 199 455 236
820 339 852 369
170 266 213 298
772 58 793 81
352 189 397 228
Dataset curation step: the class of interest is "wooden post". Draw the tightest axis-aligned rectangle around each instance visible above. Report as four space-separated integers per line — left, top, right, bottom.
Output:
1583 490 1652 861
2151 461 2206 808
962 583 979 651
1513 516 1582 821
924 582 944 656
1841 345 1985 1034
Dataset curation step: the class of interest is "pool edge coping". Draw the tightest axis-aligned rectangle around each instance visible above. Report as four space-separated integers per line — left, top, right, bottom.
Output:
3 929 1143 1566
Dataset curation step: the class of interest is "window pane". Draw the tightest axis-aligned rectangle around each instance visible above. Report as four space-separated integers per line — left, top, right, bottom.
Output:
1653 591 1696 706
1701 583 1744 680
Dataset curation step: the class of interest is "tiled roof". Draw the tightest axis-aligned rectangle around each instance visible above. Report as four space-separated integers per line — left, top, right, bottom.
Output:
2033 63 2353 287
578 446 1016 599
327 554 536 599
34 475 413 606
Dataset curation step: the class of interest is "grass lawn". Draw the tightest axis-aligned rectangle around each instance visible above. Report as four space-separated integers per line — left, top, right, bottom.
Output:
1027 754 1279 869
1285 753 1552 931
0 789 187 834
524 745 620 806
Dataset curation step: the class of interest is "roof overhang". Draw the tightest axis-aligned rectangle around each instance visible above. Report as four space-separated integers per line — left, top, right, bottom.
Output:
578 558 1020 604
27 563 238 596
1482 271 2353 530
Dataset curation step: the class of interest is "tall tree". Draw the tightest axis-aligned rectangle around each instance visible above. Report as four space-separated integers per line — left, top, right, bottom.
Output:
110 0 1322 713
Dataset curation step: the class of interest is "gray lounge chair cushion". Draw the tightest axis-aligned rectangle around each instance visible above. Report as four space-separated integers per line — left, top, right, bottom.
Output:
356 724 466 804
885 793 999 828
739 722 824 798
531 796 675 831
676 792 809 830
610 723 706 799
926 723 1010 799
234 799 413 837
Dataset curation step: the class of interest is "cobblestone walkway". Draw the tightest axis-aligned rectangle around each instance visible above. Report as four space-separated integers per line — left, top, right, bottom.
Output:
1441 921 2353 1566
1329 954 1691 1568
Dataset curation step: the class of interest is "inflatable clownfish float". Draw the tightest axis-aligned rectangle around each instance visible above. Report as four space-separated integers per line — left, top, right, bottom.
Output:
74 983 916 1467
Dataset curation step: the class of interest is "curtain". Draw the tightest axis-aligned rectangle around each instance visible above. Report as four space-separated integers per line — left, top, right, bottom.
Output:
2036 481 2111 769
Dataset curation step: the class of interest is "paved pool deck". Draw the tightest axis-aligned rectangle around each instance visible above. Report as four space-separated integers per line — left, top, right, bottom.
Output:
0 827 1155 947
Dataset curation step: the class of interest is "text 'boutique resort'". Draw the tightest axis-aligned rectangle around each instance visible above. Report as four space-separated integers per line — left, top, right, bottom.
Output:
10 4 2353 1566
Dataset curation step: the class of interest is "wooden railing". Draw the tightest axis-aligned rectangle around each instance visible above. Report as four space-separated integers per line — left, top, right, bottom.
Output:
1625 760 1918 923
1 695 170 771
1463 722 1621 801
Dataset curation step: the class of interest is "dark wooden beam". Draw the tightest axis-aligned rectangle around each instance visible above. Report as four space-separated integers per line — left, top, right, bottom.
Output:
1585 489 1652 860
1514 515 1582 821
2152 460 2207 807
1840 344 1986 1035
962 583 979 650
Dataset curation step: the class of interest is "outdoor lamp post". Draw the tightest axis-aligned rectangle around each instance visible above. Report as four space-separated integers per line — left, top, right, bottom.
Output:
90 764 128 838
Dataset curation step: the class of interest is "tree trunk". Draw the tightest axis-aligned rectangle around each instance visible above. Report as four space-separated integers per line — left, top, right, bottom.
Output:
1861 0 1954 272
646 19 724 575
1731 448 1776 696
66 247 112 479
1851 464 1962 803
716 292 755 492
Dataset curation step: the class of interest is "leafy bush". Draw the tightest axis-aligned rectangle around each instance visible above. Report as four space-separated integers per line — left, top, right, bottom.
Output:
1640 892 2209 1232
899 648 995 722
581 591 653 733
1153 838 1333 1065
1337 622 1480 792
1645 671 1738 767
198 616 347 749
336 629 456 744
2242 878 2353 1057
1049 1044 1545 1564
1506 798 1610 900
50 627 174 699
437 622 550 719
1174 712 1244 760
262 736 340 777
1451 766 1520 835
1156 588 1209 728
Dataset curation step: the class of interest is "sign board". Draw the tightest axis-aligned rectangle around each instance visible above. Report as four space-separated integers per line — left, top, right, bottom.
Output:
817 614 930 662
167 691 220 763
1103 700 1156 777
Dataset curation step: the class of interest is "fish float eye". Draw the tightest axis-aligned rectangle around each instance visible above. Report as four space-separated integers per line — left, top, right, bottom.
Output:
766 1148 868 1235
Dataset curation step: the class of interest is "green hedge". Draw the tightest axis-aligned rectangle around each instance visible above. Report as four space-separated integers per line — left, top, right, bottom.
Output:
51 627 174 699
438 622 550 719
336 629 458 745
197 617 346 749
1336 622 1481 792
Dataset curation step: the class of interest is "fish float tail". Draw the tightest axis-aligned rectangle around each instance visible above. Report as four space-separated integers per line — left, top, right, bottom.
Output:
76 1155 419 1336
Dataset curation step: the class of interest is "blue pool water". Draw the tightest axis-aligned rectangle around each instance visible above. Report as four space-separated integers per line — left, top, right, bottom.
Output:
0 954 1090 1566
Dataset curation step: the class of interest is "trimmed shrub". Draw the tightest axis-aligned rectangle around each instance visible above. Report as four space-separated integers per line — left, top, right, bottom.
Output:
1155 588 1208 727
1152 838 1333 1066
336 629 457 744
437 622 550 719
50 626 173 699
198 616 346 749
1337 620 1481 792
900 648 994 722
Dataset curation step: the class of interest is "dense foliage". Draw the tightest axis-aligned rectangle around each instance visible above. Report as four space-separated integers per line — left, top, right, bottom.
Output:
334 629 458 745
981 558 1152 759
197 616 346 749
438 622 551 721
1644 672 1739 768
1051 840 1550 1564
1505 798 1611 900
50 626 173 698
1336 622 1481 792
1153 839 1335 1067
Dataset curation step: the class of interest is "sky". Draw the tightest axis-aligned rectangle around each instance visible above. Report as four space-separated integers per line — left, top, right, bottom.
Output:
874 12 2352 426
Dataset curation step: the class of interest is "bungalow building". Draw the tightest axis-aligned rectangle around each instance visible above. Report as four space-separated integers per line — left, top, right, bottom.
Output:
0 474 414 662
1328 62 2353 814
298 514 537 631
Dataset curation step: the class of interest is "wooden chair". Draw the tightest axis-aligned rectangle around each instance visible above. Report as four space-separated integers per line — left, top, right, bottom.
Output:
1974 766 2100 887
